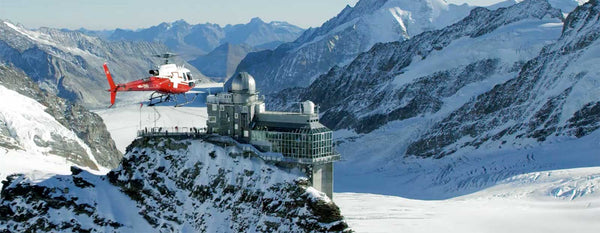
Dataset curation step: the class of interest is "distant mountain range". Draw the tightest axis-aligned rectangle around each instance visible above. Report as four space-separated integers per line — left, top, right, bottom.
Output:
88 18 304 80
106 18 303 58
0 20 210 108
236 0 587 95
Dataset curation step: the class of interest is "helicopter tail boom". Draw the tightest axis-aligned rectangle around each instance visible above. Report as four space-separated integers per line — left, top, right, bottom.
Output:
103 63 117 107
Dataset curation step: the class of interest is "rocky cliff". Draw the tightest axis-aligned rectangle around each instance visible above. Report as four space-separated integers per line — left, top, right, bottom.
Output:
0 137 349 232
0 63 122 169
189 43 255 81
0 65 122 168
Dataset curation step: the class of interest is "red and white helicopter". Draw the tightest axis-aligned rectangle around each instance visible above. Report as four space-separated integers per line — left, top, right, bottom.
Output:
103 53 197 107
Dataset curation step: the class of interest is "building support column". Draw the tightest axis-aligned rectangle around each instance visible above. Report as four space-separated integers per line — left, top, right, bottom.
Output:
311 162 334 199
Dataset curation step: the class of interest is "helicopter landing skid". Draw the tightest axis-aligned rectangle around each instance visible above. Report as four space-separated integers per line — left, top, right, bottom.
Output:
174 93 199 107
148 92 172 106
147 92 197 107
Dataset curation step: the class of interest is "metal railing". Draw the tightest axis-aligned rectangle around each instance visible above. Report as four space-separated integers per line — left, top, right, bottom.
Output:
258 153 341 165
137 127 207 138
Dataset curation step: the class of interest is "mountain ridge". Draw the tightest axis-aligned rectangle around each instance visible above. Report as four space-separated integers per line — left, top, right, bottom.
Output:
236 0 474 94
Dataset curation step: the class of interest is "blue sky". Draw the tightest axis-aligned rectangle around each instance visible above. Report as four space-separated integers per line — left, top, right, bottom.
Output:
0 0 503 30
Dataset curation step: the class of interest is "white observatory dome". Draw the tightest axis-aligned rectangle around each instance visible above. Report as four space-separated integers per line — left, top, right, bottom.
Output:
225 72 256 94
302 101 315 115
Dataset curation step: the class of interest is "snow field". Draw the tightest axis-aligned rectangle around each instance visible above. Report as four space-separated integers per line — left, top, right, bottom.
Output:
336 184 600 233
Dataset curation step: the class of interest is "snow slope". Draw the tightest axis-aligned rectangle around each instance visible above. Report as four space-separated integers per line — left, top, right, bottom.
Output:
335 125 600 198
0 85 108 192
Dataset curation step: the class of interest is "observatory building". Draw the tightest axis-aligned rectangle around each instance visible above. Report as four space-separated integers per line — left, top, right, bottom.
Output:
206 72 340 198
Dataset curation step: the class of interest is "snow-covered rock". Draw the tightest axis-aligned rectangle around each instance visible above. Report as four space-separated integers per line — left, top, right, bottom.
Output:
0 64 122 193
408 0 600 158
492 0 586 14
0 137 349 232
278 0 563 134
236 0 474 94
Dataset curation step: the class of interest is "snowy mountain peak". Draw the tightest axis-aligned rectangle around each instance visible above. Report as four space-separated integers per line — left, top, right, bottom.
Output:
236 0 474 94
249 17 265 24
172 19 189 26
294 0 565 131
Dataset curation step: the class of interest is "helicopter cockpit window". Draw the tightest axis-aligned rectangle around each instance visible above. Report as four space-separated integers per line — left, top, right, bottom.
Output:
187 72 193 80
182 73 188 80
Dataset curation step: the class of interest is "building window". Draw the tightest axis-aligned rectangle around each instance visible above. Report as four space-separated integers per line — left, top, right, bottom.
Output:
244 130 249 137
212 104 217 111
234 124 238 130
234 113 239 119
220 105 224 111
209 116 216 123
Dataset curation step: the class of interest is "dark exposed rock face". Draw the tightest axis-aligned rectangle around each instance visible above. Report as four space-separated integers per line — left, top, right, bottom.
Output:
0 64 121 168
319 59 501 133
0 138 349 232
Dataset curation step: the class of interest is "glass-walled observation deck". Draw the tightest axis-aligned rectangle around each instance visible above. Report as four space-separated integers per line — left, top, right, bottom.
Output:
250 124 340 164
